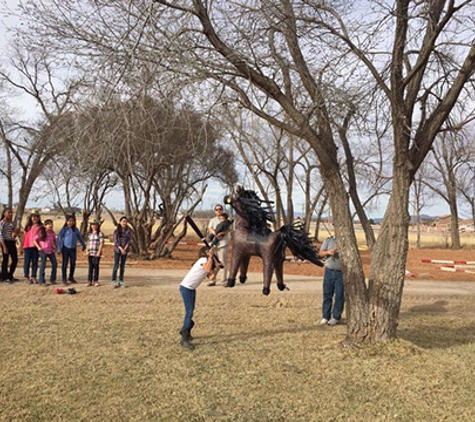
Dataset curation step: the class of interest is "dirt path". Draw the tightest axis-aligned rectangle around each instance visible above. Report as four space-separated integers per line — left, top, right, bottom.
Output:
39 243 475 296
66 265 475 296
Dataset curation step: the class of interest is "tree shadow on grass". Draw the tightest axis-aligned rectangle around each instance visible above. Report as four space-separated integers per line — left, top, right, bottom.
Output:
407 300 449 314
196 324 320 344
399 300 475 349
400 324 475 349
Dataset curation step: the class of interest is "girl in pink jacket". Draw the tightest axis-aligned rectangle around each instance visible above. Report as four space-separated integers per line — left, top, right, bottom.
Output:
33 219 57 286
22 211 42 284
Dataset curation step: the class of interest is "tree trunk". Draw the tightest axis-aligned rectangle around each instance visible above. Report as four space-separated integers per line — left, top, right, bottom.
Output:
471 201 475 235
416 220 422 249
449 197 460 249
367 173 411 341
153 222 188 258
324 176 370 344
150 218 175 258
80 209 92 237
415 193 421 249
313 193 327 243
16 164 44 226
325 152 413 343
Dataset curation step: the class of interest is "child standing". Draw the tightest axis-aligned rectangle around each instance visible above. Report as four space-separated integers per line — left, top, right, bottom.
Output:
179 247 215 350
85 219 105 287
0 208 19 283
57 214 86 285
22 211 42 284
33 220 57 286
111 216 132 288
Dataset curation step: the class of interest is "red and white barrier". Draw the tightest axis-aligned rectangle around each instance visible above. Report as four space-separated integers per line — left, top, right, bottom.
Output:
421 258 475 276
433 264 475 269
166 241 205 246
104 240 204 246
438 266 475 274
421 258 475 265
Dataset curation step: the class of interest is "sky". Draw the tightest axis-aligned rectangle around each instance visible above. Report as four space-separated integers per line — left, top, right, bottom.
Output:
102 182 229 212
0 1 457 218
0 0 229 212
0 1 18 49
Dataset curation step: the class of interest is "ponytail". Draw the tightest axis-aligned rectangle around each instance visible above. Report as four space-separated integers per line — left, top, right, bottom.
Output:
37 225 47 241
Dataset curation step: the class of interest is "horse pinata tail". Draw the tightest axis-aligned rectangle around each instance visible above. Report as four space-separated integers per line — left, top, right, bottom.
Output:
280 225 324 267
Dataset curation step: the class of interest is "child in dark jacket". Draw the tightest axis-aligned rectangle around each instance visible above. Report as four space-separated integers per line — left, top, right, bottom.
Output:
111 216 132 288
209 213 232 247
57 214 86 285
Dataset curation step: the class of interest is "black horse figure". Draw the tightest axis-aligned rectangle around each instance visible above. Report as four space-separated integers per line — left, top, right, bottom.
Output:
224 187 324 295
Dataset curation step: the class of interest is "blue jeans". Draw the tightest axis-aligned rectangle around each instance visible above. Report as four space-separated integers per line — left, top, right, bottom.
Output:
179 285 196 331
61 247 77 281
23 247 39 279
322 268 344 320
112 251 127 283
38 252 57 284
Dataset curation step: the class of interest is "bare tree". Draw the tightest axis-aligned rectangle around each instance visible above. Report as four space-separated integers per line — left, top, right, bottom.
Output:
149 0 475 345
458 162 475 229
424 132 468 249
52 95 237 257
222 108 326 229
0 45 83 223
10 0 475 345
454 137 475 230
0 118 14 207
411 162 435 249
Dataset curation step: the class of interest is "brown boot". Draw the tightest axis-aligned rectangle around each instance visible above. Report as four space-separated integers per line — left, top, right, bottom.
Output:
179 328 194 341
180 330 195 350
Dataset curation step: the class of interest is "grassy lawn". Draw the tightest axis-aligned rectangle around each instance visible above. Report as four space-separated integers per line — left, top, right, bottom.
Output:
2 275 475 422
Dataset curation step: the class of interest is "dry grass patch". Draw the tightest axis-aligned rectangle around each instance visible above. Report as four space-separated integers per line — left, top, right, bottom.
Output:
1 282 475 421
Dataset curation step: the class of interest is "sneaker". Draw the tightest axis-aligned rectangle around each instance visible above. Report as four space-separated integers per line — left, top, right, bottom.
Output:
93 282 100 287
319 318 329 325
68 277 77 284
327 318 339 326
50 280 58 285
62 280 68 286
85 282 92 287
120 283 126 288
111 282 118 288
24 277 31 284
31 278 38 284
207 281 216 286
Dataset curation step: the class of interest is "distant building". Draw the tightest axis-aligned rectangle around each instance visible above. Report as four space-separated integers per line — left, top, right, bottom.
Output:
434 215 474 233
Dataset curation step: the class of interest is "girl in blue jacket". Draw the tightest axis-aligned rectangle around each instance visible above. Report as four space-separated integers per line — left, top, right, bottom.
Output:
57 214 86 285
